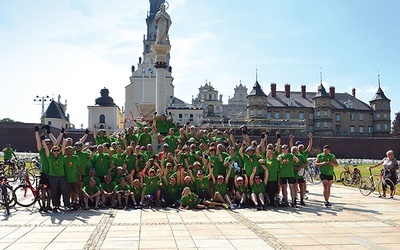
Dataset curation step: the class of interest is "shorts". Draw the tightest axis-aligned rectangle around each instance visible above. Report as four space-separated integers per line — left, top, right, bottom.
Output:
320 174 334 181
68 182 80 194
296 178 305 184
280 177 295 185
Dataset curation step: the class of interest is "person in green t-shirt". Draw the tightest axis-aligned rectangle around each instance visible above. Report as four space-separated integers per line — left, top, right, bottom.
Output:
233 174 248 208
210 164 234 210
265 149 279 207
161 170 181 207
100 174 117 208
141 161 162 206
82 177 101 210
92 145 109 182
179 187 205 210
42 138 70 212
114 176 133 209
250 165 268 210
315 145 338 207
291 146 308 206
64 146 82 211
128 173 146 208
2 144 16 161
277 144 299 207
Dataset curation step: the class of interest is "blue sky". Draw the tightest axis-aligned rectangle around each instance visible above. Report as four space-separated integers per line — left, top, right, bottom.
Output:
1 0 399 128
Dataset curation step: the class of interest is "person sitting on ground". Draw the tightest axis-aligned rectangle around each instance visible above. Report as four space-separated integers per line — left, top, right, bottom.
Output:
250 164 269 210
128 170 146 208
100 174 117 208
210 163 234 210
114 176 133 209
234 174 248 208
82 177 101 210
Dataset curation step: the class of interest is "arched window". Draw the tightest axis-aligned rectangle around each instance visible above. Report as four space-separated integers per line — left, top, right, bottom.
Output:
209 94 212 100
207 105 214 116
99 114 105 123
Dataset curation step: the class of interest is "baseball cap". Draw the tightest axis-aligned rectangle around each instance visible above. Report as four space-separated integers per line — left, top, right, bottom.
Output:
163 143 169 147
323 145 330 150
295 141 303 146
197 170 204 175
237 176 244 181
246 146 255 152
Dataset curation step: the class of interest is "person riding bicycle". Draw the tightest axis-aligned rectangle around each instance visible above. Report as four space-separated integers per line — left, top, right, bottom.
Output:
369 150 398 198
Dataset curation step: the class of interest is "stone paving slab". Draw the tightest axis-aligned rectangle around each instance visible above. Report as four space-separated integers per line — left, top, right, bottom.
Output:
1 183 400 249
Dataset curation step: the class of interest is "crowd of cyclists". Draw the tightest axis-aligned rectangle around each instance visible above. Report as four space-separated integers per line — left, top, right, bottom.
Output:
3 112 397 213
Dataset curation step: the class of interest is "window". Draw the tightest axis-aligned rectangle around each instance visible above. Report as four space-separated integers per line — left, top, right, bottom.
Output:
309 113 314 120
323 122 328 128
368 126 373 133
350 125 355 133
48 121 52 125
359 114 363 121
359 126 364 134
316 100 321 105
336 114 341 122
257 99 261 103
384 123 388 130
257 109 262 116
316 122 321 128
376 124 381 130
384 113 388 118
250 110 255 116
310 125 314 131
250 99 254 103
190 114 193 118
99 114 105 123
350 113 355 120
267 112 271 118
299 112 304 120
316 111 321 117
274 112 280 119
179 114 183 118
336 125 341 133
376 113 381 118
323 111 328 117
286 112 290 119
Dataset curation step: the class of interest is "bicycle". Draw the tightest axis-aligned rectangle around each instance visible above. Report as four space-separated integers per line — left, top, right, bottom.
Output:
339 160 362 186
359 168 396 198
0 164 16 215
13 173 50 210
7 159 36 185
305 160 321 184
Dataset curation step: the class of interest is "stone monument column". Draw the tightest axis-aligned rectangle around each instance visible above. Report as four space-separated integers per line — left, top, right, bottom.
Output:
151 44 171 114
151 3 172 115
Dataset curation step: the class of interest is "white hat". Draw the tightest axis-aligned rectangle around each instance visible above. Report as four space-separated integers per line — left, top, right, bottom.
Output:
237 176 244 181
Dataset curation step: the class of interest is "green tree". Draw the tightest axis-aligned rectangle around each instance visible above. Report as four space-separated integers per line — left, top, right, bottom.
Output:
0 118 15 123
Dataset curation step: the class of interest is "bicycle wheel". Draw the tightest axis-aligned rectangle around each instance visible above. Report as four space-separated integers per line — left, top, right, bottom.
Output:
3 165 17 182
359 177 374 196
340 171 352 186
378 178 396 198
37 187 49 209
0 184 16 208
13 185 36 207
353 172 362 186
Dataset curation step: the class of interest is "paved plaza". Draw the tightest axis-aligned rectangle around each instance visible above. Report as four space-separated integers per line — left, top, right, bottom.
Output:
1 183 400 250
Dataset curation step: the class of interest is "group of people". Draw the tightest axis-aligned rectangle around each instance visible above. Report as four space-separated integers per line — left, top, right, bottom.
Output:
26 111 352 213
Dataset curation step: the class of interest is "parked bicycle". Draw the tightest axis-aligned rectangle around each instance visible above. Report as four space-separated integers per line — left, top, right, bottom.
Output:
340 160 362 186
6 158 36 185
359 167 396 198
0 164 16 216
13 173 50 211
305 160 321 184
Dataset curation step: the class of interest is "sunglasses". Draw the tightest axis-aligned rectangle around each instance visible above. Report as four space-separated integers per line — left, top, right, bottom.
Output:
53 150 60 152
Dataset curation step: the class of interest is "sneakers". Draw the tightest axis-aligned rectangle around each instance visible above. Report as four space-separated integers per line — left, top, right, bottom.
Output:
229 204 234 210
325 201 332 207
291 203 298 208
300 200 306 206
238 203 243 209
110 200 118 208
222 203 229 209
84 205 89 210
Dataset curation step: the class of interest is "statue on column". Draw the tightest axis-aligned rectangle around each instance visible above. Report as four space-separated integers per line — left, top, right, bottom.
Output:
155 3 172 45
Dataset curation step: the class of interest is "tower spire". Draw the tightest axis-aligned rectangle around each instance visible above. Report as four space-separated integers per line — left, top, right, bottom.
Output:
256 66 258 82
378 70 381 88
320 67 323 85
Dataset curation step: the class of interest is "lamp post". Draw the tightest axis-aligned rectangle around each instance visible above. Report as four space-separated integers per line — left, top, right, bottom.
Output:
34 95 52 124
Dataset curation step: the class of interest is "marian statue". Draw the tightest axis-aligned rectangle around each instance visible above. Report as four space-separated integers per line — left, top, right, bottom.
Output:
155 3 172 44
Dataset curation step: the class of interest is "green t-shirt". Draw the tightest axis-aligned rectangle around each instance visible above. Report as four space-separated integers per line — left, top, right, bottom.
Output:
214 181 227 196
63 155 80 183
125 154 137 172
132 185 144 199
165 135 179 153
279 153 295 178
138 133 152 147
115 183 132 192
82 176 101 187
208 154 224 177
92 153 109 177
74 150 91 177
242 153 259 176
251 181 266 195
180 193 200 209
163 182 181 201
195 177 210 194
48 153 65 177
317 153 336 176
266 158 279 182
111 153 126 168
95 135 110 146
144 175 160 195
156 119 172 134
100 181 117 193
83 184 100 195
236 184 248 194
294 153 307 179
3 147 14 160
39 148 50 174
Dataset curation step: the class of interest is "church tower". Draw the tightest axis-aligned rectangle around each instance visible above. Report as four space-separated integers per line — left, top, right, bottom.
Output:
370 75 391 136
125 0 174 124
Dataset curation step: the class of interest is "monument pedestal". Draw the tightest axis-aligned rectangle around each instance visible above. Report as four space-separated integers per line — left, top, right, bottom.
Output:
151 44 171 115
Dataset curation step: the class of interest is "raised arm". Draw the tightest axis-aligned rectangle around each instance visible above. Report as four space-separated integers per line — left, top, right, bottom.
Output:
306 133 313 153
249 166 256 186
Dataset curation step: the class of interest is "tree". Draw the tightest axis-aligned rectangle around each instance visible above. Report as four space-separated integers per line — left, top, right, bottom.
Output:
391 112 400 136
0 118 15 123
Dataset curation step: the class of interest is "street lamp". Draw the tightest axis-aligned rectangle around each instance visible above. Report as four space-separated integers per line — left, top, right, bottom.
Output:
34 95 52 124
